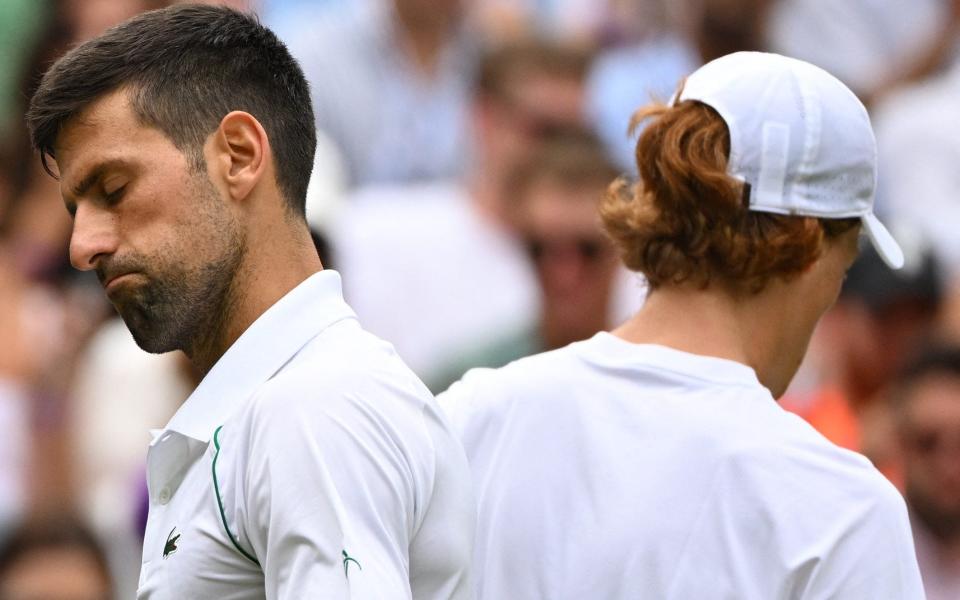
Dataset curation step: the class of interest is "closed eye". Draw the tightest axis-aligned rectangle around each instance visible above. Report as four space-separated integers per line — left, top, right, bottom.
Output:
104 185 126 206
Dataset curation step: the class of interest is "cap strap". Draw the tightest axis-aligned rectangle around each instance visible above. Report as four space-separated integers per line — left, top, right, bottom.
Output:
755 121 790 210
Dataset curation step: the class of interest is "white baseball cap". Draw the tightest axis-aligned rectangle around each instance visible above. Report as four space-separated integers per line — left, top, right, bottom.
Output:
677 51 904 269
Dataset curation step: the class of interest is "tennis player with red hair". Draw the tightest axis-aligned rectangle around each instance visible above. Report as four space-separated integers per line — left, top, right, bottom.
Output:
440 52 925 599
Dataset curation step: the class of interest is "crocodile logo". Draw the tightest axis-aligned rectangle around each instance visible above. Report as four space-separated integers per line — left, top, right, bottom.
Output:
163 527 180 559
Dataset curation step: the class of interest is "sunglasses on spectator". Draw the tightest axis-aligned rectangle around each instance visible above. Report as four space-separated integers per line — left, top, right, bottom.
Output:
524 237 611 264
903 427 960 456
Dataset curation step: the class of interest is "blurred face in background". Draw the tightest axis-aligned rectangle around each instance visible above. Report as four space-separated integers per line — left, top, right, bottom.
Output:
899 373 960 540
63 0 164 42
477 72 585 192
393 0 464 31
0 546 111 600
692 0 772 61
518 176 618 349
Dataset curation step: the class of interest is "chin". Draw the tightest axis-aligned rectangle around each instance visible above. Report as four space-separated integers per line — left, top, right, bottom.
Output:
120 309 181 355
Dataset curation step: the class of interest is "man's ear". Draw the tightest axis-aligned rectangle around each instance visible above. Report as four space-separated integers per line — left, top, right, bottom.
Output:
207 111 269 203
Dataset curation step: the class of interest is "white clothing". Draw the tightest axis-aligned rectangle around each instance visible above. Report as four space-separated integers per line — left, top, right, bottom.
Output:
137 271 475 599
71 318 191 599
72 318 190 534
873 62 960 280
911 512 960 600
768 0 945 94
0 379 28 531
329 182 539 379
439 332 926 599
284 2 478 187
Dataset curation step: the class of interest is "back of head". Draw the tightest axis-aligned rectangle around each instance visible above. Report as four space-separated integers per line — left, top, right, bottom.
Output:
601 51 903 294
27 4 316 217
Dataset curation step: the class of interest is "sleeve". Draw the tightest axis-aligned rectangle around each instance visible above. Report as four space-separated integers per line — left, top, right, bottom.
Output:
241 376 421 600
800 481 927 599
665 446 927 600
435 368 492 432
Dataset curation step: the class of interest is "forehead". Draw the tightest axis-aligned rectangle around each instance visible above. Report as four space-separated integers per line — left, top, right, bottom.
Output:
521 179 603 231
54 89 184 191
904 373 960 424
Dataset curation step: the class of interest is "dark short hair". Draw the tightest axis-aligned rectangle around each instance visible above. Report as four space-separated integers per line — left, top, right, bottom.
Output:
477 39 592 103
893 344 960 410
26 4 316 217
507 127 619 203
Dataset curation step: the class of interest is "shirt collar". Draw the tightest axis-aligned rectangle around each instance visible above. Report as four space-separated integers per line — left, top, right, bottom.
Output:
579 332 765 390
158 270 356 444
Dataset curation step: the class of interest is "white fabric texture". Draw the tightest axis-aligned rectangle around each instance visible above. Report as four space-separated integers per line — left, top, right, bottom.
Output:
329 182 539 379
0 379 28 530
137 271 475 599
439 332 925 599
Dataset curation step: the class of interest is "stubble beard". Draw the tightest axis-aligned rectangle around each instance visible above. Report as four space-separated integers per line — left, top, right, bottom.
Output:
119 245 243 356
112 175 246 358
908 483 960 543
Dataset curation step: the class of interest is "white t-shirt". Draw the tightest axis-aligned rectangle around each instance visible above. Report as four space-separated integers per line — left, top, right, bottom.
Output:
137 271 475 599
439 332 925 599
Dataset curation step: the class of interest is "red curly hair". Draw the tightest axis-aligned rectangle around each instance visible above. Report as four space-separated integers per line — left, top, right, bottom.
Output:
600 94 858 294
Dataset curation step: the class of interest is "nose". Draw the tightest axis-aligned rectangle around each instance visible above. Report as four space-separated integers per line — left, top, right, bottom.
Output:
69 204 118 271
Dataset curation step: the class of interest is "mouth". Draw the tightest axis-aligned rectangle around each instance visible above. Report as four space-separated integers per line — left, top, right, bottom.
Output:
104 272 138 294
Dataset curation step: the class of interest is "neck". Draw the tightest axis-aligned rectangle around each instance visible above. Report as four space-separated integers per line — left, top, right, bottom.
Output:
187 218 321 376
468 168 510 227
540 313 608 350
613 282 799 397
942 538 960 562
393 4 455 75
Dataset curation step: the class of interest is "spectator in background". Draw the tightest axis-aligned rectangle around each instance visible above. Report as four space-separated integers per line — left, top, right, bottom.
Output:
472 0 670 44
329 39 595 379
892 345 960 600
587 0 772 172
0 515 113 600
768 0 960 104
429 129 620 391
284 0 479 187
873 60 960 285
0 0 169 536
784 240 943 480
0 0 48 140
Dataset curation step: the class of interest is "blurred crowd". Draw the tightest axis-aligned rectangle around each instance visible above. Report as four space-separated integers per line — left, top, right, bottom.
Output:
1 0 960 597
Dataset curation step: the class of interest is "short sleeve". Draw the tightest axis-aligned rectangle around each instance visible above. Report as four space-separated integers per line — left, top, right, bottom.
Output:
241 375 421 600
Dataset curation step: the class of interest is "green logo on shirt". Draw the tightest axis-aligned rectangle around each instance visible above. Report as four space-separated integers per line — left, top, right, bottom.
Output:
342 549 361 578
163 527 180 559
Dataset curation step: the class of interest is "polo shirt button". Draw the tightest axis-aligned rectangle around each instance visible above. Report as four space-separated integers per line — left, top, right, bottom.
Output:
158 487 171 505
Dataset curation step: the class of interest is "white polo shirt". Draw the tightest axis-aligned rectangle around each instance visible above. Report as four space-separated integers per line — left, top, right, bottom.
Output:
439 332 925 600
137 271 475 599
